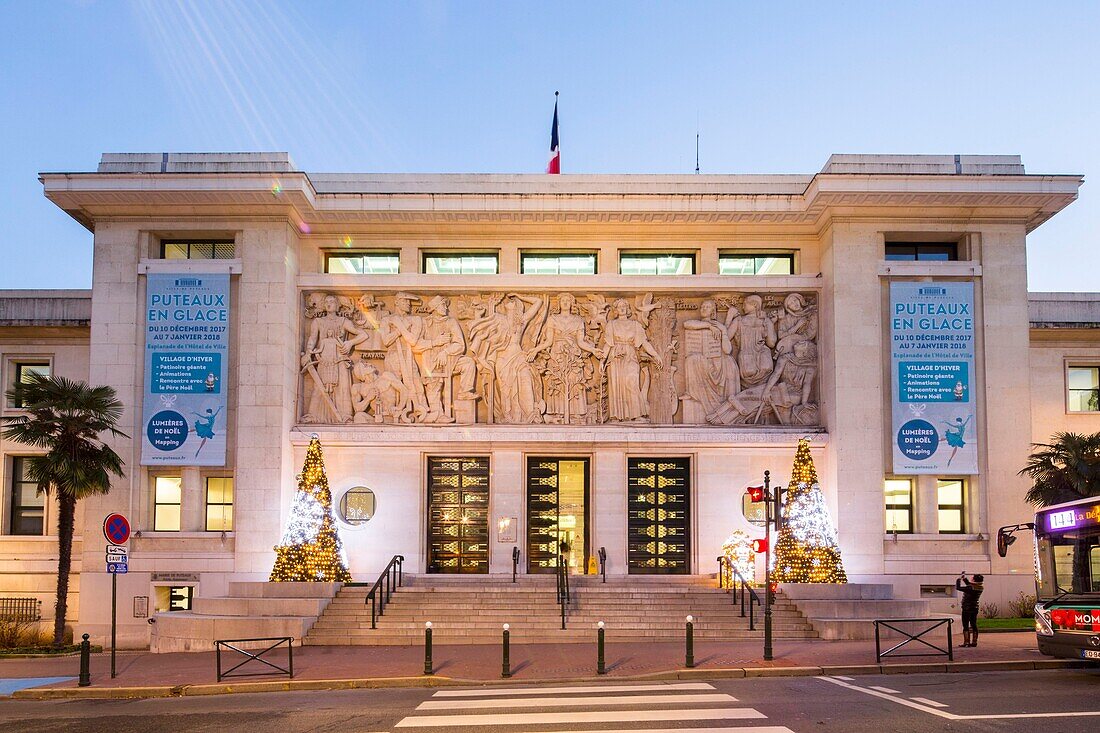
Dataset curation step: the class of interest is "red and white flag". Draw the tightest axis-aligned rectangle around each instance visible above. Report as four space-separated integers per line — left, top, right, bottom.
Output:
546 94 560 174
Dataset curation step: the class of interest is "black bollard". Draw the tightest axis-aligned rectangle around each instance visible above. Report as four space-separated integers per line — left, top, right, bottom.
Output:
78 633 91 687
685 615 695 668
423 621 433 675
597 621 606 675
502 624 511 678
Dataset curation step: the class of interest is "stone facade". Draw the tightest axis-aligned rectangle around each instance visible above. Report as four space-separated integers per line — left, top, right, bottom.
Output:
0 152 1092 647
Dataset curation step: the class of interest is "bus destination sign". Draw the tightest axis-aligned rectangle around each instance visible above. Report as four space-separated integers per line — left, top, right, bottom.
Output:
1039 500 1100 534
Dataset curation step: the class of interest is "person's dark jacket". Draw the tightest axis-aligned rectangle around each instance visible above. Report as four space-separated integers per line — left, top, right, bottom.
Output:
956 577 983 610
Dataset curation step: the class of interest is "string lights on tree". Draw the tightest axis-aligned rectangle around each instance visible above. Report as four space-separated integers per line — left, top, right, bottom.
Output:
773 438 847 584
269 435 352 582
721 530 757 585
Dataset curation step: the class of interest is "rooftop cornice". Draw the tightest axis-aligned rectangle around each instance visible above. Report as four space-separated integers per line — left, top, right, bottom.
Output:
40 167 1083 233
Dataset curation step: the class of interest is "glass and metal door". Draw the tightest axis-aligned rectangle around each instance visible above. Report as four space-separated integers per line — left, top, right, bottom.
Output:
627 457 690 574
427 457 489 573
527 457 590 574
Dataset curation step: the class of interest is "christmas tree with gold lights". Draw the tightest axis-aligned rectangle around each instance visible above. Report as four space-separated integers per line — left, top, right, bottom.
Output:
270 436 352 582
773 438 847 584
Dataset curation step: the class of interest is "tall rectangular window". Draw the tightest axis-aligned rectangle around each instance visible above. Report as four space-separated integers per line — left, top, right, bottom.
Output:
8 457 45 536
884 242 958 261
423 253 499 275
205 477 234 531
937 479 966 534
325 252 400 274
520 252 597 275
160 240 236 259
718 253 795 275
8 362 50 408
153 476 182 531
884 478 914 534
619 253 695 275
1068 366 1100 413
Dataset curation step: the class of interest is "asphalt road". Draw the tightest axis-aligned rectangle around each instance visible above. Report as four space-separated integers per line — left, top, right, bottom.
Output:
1 669 1099 733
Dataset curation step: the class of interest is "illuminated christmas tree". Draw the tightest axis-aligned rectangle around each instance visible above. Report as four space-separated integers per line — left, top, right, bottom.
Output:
773 438 847 583
270 436 352 582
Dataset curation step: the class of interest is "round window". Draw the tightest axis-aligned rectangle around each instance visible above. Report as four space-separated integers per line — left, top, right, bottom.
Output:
339 487 376 525
742 491 766 527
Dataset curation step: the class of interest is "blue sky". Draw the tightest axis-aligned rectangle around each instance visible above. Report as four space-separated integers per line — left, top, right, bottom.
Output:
1 1 1095 290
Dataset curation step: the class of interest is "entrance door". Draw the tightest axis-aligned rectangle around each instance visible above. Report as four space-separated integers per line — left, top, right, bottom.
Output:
426 457 489 573
627 457 690 574
527 457 589 574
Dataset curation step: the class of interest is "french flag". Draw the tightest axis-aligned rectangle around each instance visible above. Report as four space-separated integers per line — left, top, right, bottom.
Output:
546 93 560 174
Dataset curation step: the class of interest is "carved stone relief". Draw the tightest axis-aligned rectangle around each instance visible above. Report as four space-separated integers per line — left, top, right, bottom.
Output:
298 290 820 427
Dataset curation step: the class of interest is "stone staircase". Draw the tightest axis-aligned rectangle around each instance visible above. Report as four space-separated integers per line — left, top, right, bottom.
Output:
305 574 817 646
780 583 936 640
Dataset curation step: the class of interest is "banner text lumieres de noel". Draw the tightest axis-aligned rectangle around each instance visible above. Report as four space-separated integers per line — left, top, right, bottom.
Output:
890 281 978 475
141 273 230 466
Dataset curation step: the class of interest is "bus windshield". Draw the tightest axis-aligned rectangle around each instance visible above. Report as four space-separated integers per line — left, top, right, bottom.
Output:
1036 531 1100 598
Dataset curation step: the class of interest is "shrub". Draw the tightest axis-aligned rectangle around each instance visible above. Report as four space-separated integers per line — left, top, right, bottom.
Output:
979 602 1000 619
1008 591 1037 618
0 617 36 649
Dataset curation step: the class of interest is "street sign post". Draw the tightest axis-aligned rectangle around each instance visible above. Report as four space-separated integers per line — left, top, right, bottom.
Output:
102 513 130 679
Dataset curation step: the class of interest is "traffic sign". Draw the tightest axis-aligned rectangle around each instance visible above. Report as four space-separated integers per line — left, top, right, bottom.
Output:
103 514 130 545
107 562 128 574
106 545 127 554
106 553 127 564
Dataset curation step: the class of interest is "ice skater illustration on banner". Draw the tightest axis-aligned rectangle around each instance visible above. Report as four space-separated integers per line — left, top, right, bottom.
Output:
193 406 223 457
942 415 972 466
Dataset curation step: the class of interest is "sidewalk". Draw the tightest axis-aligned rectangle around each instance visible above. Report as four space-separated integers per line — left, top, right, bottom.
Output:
0 632 1082 699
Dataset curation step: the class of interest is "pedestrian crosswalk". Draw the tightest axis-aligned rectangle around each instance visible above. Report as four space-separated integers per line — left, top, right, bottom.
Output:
389 681 797 732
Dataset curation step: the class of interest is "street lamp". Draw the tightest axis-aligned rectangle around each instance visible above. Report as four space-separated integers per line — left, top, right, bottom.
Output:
745 469 784 661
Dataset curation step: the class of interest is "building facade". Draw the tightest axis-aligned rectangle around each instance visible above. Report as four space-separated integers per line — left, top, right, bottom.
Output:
2 152 1095 647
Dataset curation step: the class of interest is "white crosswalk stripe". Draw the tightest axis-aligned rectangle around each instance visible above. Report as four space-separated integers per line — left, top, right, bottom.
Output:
392 681 798 732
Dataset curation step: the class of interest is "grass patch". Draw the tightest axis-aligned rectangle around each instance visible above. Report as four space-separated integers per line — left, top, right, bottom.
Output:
978 617 1034 630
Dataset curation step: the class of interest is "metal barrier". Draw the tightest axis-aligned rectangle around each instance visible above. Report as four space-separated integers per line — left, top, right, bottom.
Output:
215 637 294 682
717 556 761 631
0 597 41 621
874 618 954 662
365 554 405 629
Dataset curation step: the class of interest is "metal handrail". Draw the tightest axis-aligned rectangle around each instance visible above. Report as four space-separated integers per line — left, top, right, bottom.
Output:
512 546 520 583
556 552 569 629
365 554 405 629
717 556 761 631
598 546 607 583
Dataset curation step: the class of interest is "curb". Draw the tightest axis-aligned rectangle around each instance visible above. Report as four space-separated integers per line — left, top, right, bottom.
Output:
8 658 1091 700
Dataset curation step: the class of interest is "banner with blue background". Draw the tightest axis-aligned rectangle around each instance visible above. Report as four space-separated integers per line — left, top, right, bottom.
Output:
141 273 230 466
890 281 978 474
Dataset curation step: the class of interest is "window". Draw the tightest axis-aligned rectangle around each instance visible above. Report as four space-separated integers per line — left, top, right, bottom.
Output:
154 586 193 612
884 478 913 533
884 242 958 261
153 476 182 531
937 479 966 534
325 252 400 274
719 253 795 275
423 253 498 275
205 477 233 531
160 240 236 259
8 457 45 536
1068 366 1100 413
619 253 695 275
339 487 376 525
8 362 50 408
520 252 597 275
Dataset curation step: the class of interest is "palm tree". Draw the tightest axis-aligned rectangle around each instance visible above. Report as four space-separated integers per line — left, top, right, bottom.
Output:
2 373 126 647
1019 432 1100 592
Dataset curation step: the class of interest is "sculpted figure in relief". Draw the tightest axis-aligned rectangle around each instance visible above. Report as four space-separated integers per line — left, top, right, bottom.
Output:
602 298 663 422
301 293 367 423
682 299 741 418
492 293 546 424
760 338 819 425
351 356 410 423
379 292 429 420
726 294 777 387
416 295 477 423
528 292 600 424
775 293 817 355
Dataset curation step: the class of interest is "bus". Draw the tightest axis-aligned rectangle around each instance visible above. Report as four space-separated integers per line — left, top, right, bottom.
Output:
1001 495 1100 661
